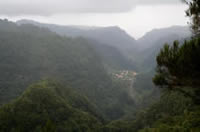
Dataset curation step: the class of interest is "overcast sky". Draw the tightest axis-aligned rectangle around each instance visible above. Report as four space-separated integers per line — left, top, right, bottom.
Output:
0 0 188 39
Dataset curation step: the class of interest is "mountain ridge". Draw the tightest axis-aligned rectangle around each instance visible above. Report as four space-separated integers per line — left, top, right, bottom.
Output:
16 19 137 53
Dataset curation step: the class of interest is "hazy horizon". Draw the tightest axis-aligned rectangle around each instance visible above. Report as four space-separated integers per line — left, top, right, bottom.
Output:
0 0 188 39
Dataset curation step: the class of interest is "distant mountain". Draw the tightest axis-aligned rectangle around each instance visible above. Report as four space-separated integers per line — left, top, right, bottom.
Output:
16 20 192 91
17 19 137 53
17 19 136 71
128 26 192 72
137 26 191 50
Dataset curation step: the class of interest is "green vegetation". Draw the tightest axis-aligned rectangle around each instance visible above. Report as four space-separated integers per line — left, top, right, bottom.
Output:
104 85 199 131
0 1 200 130
141 38 200 131
153 38 200 104
0 80 102 132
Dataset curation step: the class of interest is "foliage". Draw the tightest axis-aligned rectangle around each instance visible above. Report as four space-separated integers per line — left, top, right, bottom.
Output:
128 91 193 131
139 106 200 132
153 38 200 103
149 29 200 131
0 80 102 132
97 91 196 132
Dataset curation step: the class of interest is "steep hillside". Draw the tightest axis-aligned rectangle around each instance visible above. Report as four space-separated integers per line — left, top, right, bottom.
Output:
88 39 135 71
0 19 106 104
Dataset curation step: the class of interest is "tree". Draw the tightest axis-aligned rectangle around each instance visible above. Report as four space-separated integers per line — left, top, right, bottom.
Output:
184 0 200 36
153 38 200 104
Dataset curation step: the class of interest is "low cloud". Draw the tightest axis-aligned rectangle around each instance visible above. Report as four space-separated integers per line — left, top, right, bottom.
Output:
0 0 182 16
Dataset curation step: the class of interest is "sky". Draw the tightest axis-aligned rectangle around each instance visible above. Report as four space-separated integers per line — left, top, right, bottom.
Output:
0 0 188 39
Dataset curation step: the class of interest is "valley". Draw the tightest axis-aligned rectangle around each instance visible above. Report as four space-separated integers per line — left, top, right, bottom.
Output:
0 12 199 131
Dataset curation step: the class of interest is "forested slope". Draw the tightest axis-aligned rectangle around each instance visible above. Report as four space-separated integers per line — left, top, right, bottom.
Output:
0 80 103 132
0 19 135 120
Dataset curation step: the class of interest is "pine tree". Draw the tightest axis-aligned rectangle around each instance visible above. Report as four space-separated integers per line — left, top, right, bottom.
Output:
184 0 200 37
153 38 200 104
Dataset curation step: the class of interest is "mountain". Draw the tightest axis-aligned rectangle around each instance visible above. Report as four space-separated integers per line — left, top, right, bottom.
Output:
17 19 137 54
17 19 136 71
0 19 106 104
137 26 191 50
1 19 198 131
0 19 136 120
16 20 191 67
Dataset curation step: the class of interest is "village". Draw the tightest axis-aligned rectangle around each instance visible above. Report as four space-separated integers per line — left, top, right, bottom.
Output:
112 70 138 81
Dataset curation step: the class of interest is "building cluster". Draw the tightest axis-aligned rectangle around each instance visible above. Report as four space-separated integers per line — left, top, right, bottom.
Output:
113 70 137 80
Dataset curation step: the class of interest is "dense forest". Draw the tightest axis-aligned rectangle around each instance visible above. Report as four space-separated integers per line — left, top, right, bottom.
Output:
0 0 200 131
